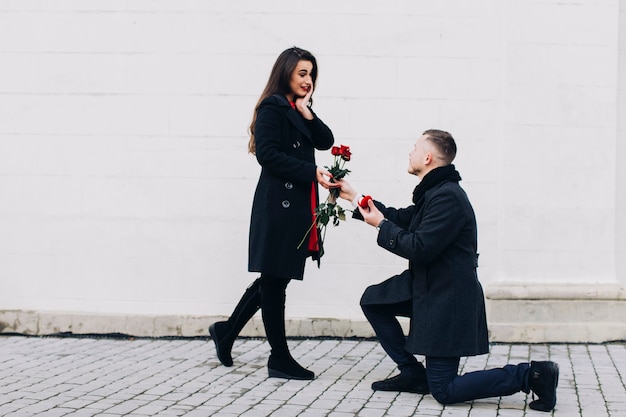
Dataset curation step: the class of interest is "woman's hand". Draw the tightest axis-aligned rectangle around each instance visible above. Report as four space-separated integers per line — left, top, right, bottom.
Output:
316 166 337 189
295 85 314 120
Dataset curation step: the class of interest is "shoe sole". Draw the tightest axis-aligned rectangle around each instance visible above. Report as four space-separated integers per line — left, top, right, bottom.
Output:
372 386 430 395
268 367 315 380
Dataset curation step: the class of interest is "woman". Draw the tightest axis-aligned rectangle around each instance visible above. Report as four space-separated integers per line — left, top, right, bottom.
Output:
209 47 335 380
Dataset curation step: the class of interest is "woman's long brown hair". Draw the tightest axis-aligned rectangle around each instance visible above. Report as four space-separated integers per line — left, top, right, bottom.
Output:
248 47 318 154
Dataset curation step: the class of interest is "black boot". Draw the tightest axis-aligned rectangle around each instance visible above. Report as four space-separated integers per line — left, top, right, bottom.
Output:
209 278 261 367
267 353 314 380
261 277 314 380
528 360 559 412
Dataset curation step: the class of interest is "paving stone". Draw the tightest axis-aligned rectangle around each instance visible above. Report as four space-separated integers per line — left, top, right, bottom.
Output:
0 336 625 416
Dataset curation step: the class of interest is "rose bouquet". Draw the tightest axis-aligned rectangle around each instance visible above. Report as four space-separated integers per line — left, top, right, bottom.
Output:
297 145 352 251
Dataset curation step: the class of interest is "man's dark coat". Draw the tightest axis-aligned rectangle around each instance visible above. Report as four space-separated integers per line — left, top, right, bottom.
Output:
361 179 489 357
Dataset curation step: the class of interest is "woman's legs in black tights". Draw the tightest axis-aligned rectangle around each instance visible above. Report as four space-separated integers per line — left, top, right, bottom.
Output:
260 275 314 380
209 277 262 367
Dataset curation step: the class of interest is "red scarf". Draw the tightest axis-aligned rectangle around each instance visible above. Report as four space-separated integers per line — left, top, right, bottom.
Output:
308 182 319 252
291 100 319 253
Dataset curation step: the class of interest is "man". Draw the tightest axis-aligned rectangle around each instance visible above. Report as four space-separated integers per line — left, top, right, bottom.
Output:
337 129 558 412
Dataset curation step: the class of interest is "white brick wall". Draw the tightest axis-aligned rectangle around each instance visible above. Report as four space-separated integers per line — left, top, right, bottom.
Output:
0 1 623 333
619 0 626 287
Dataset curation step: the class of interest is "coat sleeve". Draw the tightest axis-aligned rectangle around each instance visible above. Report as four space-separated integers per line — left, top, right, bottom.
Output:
304 110 334 151
380 204 416 229
353 201 416 230
376 190 466 264
254 101 318 184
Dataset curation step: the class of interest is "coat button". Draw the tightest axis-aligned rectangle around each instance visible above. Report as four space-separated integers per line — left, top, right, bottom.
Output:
388 239 395 246
282 200 290 208
285 182 293 190
292 141 301 148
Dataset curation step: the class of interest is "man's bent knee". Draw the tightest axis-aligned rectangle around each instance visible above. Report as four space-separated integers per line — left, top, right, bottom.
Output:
431 392 456 405
429 381 460 405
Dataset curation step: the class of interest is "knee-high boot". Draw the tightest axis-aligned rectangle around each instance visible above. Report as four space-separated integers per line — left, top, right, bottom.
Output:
261 277 314 380
209 277 261 367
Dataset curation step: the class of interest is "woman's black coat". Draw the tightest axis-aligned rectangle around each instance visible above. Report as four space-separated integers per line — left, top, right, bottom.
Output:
360 180 489 358
248 95 334 280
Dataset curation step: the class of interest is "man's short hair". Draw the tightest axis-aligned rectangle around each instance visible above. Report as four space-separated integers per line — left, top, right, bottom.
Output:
423 129 457 164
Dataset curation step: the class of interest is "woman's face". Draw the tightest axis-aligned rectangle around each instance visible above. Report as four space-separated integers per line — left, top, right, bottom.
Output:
288 60 313 99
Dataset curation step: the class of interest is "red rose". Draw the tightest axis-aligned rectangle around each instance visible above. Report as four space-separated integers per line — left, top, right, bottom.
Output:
358 195 372 208
298 143 352 250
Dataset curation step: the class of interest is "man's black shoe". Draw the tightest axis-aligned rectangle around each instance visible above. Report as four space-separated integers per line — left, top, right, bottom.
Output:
529 360 559 412
371 373 430 394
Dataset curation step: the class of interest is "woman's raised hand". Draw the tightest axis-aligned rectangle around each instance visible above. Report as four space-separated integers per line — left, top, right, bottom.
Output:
295 85 314 120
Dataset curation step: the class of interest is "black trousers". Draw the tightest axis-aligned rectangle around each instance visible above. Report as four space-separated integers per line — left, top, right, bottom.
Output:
361 300 530 404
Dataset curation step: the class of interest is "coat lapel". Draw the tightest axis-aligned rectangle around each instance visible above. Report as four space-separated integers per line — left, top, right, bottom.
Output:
287 110 312 140
273 94 313 140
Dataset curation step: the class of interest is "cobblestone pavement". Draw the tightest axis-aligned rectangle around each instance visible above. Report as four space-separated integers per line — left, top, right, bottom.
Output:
1 336 625 416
